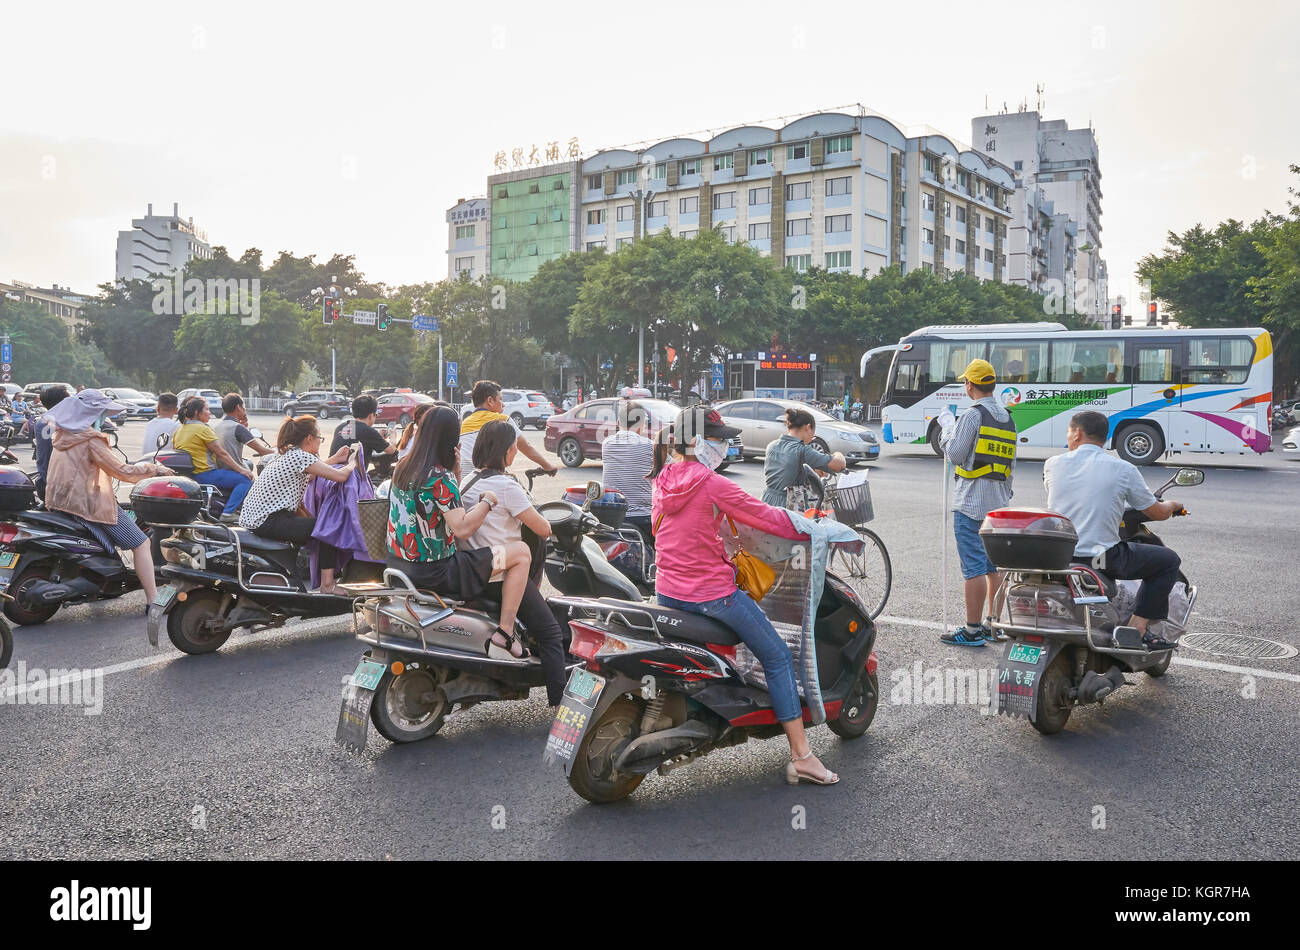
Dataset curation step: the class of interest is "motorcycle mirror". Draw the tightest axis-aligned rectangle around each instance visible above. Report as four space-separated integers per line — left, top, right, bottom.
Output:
585 481 602 502
249 428 263 441
1174 468 1204 487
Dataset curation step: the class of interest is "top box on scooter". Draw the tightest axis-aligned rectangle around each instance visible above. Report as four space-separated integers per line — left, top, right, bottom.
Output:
979 508 1077 571
130 476 207 525
0 467 37 512
562 486 628 529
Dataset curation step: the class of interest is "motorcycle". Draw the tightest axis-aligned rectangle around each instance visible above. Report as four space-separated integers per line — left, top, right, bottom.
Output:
985 467 1202 735
140 476 383 654
541 466 880 804
545 483 654 599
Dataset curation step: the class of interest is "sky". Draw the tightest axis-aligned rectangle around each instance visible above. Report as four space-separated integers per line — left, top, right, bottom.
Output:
2 0 1297 309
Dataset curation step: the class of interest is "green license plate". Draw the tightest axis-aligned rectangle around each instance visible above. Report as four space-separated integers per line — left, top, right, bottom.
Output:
0 551 18 570
152 584 178 608
1008 643 1043 664
565 667 604 702
349 658 388 691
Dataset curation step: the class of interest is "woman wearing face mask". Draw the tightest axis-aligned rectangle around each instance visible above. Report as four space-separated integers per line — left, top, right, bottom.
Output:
43 389 174 607
650 407 839 786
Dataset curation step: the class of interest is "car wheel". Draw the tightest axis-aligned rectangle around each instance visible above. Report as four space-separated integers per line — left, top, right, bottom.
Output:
318 407 330 420
510 412 524 428
811 436 831 455
398 414 411 426
285 406 294 417
558 437 584 468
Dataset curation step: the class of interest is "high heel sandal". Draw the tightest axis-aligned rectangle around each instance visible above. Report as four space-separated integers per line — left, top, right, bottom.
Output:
785 749 839 786
486 626 530 660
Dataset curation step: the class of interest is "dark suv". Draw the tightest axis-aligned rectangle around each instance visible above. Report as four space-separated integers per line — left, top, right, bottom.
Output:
283 391 350 419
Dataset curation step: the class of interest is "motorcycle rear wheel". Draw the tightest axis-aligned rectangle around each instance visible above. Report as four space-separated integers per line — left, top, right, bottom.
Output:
1030 653 1073 735
568 697 646 804
167 588 234 654
1145 651 1173 677
3 565 59 626
370 665 450 743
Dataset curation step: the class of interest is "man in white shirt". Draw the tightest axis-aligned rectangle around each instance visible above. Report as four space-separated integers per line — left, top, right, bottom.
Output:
1043 411 1186 649
141 392 181 457
601 400 655 543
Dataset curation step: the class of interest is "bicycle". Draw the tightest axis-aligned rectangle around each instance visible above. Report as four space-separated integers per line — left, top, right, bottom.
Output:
787 471 892 620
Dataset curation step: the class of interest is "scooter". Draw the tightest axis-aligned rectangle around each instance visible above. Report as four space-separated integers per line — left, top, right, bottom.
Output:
985 468 1202 735
543 482 654 600
542 467 880 804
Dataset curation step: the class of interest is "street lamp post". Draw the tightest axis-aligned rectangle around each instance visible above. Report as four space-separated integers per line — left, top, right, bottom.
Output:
630 186 655 389
312 276 356 394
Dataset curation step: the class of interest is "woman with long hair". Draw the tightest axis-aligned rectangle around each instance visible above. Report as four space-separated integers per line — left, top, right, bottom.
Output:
239 415 353 594
458 420 565 704
387 407 535 659
396 402 433 459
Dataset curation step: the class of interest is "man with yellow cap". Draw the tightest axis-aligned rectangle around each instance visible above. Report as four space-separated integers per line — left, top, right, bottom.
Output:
937 358 1017 646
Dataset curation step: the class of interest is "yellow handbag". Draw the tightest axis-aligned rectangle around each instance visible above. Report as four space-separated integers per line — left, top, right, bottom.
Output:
725 516 777 602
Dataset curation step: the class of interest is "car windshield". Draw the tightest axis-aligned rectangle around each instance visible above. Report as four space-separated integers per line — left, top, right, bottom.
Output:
113 388 147 400
409 393 435 403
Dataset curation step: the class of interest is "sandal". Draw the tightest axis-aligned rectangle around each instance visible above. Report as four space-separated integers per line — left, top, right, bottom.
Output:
785 749 839 786
1141 632 1177 651
487 626 530 660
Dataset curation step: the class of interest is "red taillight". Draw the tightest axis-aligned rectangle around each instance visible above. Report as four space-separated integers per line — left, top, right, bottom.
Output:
568 621 608 662
0 524 19 545
528 402 540 408
1024 634 1044 643
866 651 878 674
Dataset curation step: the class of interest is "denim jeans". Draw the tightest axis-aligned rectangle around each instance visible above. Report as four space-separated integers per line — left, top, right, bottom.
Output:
658 588 801 722
196 468 252 516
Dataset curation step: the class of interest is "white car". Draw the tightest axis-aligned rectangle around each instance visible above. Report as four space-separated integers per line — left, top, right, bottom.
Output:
460 388 553 429
1283 426 1298 453
177 388 224 418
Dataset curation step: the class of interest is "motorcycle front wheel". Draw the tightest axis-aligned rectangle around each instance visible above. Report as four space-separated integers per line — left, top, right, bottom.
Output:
568 697 645 804
828 670 878 739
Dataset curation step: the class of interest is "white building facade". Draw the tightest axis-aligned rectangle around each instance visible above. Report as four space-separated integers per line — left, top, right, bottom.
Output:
115 203 211 281
445 197 490 280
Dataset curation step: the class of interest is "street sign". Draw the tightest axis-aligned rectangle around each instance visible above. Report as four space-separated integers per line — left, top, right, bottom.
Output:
1 373 9 383
711 362 725 390
446 361 458 387
0 363 10 373
1 343 11 364
350 310 377 326
412 314 439 332
601 360 613 370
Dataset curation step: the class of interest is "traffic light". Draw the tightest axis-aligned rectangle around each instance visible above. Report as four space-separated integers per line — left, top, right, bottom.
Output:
322 297 332 325
377 303 389 331
1111 304 1121 330
1147 302 1158 326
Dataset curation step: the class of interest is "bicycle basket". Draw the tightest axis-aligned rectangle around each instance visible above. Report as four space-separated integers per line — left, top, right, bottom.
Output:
832 481 874 525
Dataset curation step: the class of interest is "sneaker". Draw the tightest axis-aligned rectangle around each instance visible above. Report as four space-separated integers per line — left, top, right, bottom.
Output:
983 621 1010 642
941 625 988 647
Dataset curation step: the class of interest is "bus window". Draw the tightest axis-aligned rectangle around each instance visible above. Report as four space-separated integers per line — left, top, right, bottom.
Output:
1186 338 1253 384
928 342 986 385
892 360 924 398
1135 346 1177 384
989 341 1049 383
1050 340 1126 383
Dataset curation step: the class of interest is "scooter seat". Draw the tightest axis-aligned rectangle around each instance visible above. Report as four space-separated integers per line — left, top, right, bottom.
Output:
597 598 742 647
1071 560 1118 600
229 528 296 553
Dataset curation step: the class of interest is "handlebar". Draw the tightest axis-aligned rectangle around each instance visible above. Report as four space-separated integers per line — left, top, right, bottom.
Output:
524 467 556 492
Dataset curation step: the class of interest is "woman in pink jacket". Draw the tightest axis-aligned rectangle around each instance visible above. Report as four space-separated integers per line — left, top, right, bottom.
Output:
651 407 839 786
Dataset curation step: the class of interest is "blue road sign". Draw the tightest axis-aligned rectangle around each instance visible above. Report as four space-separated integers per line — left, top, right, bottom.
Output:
446 361 458 387
1 343 11 364
412 314 439 332
711 362 725 389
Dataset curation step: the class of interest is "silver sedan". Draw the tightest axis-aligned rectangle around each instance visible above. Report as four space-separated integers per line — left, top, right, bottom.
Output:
715 398 880 464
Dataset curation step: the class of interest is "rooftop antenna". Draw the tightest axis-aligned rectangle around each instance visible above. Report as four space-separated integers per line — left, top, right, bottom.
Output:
1036 82 1044 112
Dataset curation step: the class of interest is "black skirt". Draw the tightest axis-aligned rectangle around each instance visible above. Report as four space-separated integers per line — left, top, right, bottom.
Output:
386 548 494 602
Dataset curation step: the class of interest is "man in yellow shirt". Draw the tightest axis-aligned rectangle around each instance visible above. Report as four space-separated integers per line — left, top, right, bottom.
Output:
457 380 556 478
172 396 254 518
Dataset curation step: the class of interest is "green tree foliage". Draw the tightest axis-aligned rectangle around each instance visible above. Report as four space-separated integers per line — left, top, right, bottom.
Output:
174 291 312 393
0 300 108 387
79 278 189 390
304 295 411 395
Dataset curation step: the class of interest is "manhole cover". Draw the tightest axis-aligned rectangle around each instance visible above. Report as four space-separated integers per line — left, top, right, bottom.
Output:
1178 633 1297 660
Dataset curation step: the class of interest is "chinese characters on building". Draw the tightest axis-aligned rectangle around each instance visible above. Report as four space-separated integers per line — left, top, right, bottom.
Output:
494 138 581 171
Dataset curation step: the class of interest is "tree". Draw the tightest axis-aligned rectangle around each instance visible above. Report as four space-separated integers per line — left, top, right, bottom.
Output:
0 301 103 386
304 295 412 395
524 249 610 390
174 291 313 394
78 278 189 390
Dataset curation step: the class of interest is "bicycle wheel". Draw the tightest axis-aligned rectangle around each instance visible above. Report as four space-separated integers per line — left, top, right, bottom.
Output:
833 526 892 620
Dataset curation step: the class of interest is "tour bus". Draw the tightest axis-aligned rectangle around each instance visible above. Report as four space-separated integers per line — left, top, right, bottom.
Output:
861 323 1273 465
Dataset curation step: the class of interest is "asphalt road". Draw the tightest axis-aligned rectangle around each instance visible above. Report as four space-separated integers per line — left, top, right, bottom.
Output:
2 415 1297 859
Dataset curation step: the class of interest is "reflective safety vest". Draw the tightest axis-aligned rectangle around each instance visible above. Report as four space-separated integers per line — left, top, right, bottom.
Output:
954 404 1017 481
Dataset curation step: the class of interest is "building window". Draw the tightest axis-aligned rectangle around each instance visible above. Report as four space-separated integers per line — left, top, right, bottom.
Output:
749 186 771 205
826 251 852 268
648 199 668 218
923 155 937 174
921 192 934 212
825 135 853 155
528 244 539 256
943 200 951 218
617 238 634 249
527 212 539 225
551 208 563 222
944 235 951 249
786 218 811 237
495 216 507 229
955 239 966 254
679 159 700 176
587 174 602 190
785 180 810 201
587 209 605 225
749 148 773 165
616 204 635 222
651 163 667 180
528 183 540 194
497 187 508 198
984 248 994 262
748 222 770 240
680 196 699 213
616 169 638 186
455 225 475 239
713 154 734 172
1013 160 1023 171
786 254 811 272
553 179 564 190
716 225 736 242
921 261 934 273
712 191 735 210
972 212 981 228
923 228 934 245
824 214 851 233
455 256 475 273
957 170 969 188
986 219 995 235
826 176 851 196
587 240 606 251
955 206 966 224
787 142 808 160
680 230 698 239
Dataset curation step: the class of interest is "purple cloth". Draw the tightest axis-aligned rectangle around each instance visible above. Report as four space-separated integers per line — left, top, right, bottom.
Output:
303 461 378 587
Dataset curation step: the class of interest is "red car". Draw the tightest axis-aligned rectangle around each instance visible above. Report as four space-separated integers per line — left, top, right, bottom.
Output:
544 397 742 468
374 391 436 425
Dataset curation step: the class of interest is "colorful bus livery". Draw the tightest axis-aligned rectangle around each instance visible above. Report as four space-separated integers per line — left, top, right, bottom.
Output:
865 324 1272 465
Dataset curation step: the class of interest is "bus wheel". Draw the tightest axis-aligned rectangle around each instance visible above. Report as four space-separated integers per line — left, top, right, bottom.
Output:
927 424 943 457
1116 423 1164 466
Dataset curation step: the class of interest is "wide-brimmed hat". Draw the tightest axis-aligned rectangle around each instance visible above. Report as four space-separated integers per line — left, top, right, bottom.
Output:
671 405 740 449
43 388 128 433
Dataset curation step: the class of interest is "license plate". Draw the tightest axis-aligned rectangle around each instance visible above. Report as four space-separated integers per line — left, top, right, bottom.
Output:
152 584 178 608
0 551 18 570
727 447 741 458
1007 643 1043 664
542 668 606 774
349 657 388 691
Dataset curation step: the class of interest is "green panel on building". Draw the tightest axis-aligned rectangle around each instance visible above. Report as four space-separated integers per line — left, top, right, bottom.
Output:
490 172 572 282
